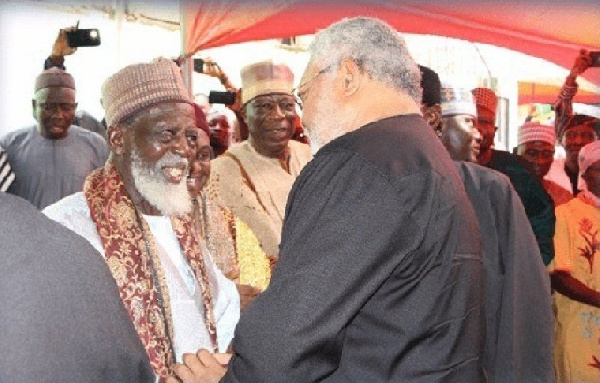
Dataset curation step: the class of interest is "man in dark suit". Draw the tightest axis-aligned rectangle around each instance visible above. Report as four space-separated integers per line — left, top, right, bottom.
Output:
0 193 153 383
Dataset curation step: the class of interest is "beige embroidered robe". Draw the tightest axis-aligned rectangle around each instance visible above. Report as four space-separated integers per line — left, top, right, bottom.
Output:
208 140 312 258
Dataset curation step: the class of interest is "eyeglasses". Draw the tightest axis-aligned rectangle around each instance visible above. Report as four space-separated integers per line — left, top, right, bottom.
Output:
38 103 78 113
292 62 337 110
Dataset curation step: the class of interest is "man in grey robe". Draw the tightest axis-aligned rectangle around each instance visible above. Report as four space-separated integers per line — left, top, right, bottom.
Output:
0 192 153 383
0 67 108 209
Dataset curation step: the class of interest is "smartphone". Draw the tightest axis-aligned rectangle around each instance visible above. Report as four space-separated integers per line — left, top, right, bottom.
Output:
194 58 205 73
209 91 236 105
66 29 101 47
590 51 600 67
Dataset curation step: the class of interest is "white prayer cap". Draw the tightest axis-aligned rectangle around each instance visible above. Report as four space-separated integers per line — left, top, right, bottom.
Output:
441 84 476 117
578 140 600 191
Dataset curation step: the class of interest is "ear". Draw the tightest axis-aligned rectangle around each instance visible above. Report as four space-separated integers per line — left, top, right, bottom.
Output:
430 104 442 130
31 99 37 120
240 105 247 122
338 58 361 97
107 124 125 156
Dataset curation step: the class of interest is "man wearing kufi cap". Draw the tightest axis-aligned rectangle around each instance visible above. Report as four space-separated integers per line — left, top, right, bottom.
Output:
420 67 554 382
209 60 312 262
439 83 481 162
0 67 109 209
516 121 573 206
43 57 240 380
550 140 600 383
472 87 498 166
547 50 599 197
471 87 556 266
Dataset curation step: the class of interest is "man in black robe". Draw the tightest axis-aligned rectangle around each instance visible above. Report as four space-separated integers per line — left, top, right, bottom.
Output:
168 16 485 383
421 65 554 382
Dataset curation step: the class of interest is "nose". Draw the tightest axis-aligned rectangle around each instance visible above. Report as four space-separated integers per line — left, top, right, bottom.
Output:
173 131 191 158
51 107 66 118
269 104 286 120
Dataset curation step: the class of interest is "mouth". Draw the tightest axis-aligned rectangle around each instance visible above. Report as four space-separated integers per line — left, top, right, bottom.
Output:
48 125 67 134
267 126 292 139
161 163 187 184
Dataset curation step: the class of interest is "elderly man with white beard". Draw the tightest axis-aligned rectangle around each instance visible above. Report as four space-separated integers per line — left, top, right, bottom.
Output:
43 57 240 381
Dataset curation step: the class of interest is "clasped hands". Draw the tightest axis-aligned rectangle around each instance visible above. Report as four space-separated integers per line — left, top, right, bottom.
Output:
164 349 231 383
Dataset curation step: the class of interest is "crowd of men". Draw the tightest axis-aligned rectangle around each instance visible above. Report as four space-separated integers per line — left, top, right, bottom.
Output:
1 16 600 383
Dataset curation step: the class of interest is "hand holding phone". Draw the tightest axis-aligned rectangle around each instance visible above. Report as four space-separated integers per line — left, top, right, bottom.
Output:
66 28 101 48
52 26 78 56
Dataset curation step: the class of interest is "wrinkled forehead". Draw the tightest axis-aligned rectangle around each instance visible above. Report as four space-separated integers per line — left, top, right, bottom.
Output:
251 93 295 102
34 87 76 103
136 102 194 120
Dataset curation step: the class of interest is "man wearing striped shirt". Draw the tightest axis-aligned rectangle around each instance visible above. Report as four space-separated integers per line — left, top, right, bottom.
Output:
0 145 15 192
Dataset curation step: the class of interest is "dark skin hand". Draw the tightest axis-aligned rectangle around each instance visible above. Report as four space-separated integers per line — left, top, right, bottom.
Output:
237 283 262 311
551 271 600 308
164 350 231 383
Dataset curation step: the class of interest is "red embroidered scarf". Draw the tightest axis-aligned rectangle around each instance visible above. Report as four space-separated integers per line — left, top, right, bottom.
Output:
84 161 217 378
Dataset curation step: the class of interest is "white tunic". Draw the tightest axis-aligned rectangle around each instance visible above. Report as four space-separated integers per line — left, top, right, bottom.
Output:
43 192 240 362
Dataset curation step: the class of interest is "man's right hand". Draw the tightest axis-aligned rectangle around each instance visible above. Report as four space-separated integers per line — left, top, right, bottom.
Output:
52 26 78 57
164 350 231 383
568 49 593 80
237 283 262 310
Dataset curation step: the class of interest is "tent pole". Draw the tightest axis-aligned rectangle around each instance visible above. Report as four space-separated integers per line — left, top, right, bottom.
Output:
179 0 193 98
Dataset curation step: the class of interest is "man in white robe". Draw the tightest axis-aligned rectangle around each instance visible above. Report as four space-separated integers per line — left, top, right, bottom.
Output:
43 57 239 381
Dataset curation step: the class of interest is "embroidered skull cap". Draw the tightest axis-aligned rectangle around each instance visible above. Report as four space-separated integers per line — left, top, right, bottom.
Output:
101 57 192 127
240 60 294 105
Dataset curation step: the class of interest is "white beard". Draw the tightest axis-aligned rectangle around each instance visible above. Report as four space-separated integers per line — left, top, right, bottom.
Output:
131 149 191 216
304 88 348 153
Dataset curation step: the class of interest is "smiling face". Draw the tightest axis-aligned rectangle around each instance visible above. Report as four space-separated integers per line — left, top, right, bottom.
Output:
243 93 297 158
32 87 77 140
298 61 349 152
115 102 196 216
187 127 211 198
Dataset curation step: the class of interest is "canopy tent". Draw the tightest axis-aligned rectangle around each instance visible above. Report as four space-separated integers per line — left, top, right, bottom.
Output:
518 81 600 105
182 0 600 90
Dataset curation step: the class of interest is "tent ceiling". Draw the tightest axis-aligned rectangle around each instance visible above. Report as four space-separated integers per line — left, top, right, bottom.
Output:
182 0 600 87
23 0 600 89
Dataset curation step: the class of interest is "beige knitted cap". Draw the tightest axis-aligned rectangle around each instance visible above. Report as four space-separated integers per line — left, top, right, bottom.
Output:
101 57 192 127
240 60 294 105
34 67 75 92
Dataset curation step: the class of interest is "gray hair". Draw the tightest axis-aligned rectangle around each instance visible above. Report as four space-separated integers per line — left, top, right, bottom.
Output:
308 17 422 104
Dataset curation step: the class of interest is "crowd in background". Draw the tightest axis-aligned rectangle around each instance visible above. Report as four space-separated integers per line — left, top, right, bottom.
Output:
1 16 599 383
